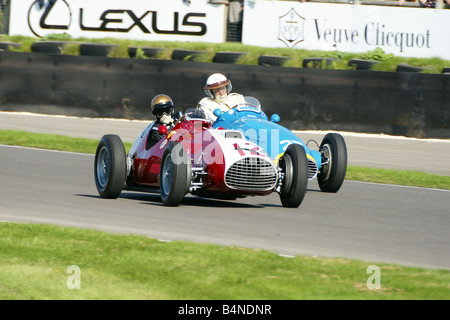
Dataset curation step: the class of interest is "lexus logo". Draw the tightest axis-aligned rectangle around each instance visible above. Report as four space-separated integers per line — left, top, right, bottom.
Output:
26 0 207 38
28 0 72 38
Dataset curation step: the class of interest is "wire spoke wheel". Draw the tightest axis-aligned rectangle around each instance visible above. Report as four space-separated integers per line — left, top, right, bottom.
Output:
161 153 174 198
96 146 110 189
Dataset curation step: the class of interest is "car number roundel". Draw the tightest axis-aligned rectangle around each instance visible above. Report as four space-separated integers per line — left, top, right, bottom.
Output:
233 143 262 156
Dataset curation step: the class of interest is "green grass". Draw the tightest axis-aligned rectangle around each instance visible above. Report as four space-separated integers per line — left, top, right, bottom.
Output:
0 129 132 154
1 34 449 73
346 166 450 190
0 129 448 190
1 222 449 300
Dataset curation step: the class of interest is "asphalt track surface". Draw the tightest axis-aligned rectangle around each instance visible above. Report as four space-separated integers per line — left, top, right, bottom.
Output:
1 112 450 270
1 111 450 175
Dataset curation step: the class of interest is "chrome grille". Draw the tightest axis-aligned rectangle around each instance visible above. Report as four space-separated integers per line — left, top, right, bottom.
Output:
308 158 318 181
225 157 277 191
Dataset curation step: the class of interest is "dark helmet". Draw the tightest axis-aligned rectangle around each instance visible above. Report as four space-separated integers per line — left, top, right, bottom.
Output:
151 94 174 118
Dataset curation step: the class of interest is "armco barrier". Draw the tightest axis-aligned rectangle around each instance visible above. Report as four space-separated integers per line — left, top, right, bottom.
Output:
0 51 448 139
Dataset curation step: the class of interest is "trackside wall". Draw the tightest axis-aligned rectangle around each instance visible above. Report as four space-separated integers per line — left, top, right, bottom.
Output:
0 51 448 139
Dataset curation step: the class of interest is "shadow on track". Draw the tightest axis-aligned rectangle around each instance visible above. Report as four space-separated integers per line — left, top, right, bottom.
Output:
77 193 265 208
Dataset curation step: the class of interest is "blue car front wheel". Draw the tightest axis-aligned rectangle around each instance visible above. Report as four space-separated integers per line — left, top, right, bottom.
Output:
318 133 347 192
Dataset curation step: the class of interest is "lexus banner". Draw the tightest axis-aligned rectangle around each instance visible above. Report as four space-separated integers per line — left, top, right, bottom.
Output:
9 0 226 43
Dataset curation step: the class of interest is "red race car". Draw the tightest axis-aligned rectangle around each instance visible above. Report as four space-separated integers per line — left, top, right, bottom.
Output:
94 109 308 207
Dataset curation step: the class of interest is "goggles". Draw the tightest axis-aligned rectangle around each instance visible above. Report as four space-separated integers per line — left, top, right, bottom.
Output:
153 106 173 117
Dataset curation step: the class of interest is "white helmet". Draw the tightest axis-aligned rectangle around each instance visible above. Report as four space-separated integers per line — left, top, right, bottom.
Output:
204 73 232 100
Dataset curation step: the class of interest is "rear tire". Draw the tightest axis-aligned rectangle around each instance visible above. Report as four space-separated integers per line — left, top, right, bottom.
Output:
94 135 127 198
279 144 308 208
318 133 347 192
160 142 191 206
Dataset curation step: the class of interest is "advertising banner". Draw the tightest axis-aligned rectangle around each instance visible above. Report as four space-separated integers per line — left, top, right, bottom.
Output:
242 1 450 60
9 0 226 43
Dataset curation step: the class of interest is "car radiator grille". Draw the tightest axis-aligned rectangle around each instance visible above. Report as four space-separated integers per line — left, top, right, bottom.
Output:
225 157 277 191
308 158 318 181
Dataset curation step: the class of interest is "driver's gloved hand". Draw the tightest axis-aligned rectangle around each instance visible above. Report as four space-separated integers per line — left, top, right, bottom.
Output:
173 110 183 121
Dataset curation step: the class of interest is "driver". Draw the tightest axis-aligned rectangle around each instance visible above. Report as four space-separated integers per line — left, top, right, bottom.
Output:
197 73 245 121
147 94 176 149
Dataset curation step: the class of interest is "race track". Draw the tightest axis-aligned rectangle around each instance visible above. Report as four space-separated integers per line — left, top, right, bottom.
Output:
1 111 450 175
1 112 450 270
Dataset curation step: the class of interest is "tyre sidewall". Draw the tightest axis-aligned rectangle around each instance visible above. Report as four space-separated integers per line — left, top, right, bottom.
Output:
318 133 347 192
94 135 127 198
160 142 191 206
279 144 308 208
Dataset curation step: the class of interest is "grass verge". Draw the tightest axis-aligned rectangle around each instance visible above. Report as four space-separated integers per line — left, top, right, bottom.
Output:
1 222 449 300
0 129 448 190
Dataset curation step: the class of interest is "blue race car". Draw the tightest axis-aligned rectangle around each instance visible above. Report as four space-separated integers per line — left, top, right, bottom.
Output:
212 97 347 207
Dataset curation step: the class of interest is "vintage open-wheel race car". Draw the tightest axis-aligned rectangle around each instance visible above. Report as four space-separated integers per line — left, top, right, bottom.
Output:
94 98 347 208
